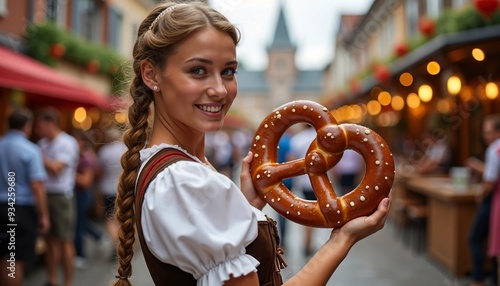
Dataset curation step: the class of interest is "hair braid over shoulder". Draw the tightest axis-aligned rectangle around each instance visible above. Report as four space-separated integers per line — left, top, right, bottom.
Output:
113 77 152 286
112 2 240 284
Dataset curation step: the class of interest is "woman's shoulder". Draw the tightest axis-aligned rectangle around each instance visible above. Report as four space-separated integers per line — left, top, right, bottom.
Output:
140 143 206 165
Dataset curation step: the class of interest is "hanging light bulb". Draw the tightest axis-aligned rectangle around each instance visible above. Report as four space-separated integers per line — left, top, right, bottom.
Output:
472 48 486 61
418 84 433 102
74 107 87 123
485 82 499 99
447 75 462 95
427 61 441 75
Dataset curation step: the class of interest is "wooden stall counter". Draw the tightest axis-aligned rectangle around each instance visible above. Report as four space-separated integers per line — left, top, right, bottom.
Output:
402 176 480 277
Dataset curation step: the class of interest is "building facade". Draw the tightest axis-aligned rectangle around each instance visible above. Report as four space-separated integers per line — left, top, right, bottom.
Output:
326 0 500 165
0 0 158 134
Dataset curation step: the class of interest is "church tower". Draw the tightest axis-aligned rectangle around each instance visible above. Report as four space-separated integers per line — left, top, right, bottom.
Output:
266 4 297 107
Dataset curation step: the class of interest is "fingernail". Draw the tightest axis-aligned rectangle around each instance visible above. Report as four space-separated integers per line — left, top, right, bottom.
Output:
384 198 390 207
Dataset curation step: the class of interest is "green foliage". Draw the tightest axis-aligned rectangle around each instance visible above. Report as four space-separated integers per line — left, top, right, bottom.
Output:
24 22 128 94
436 7 489 34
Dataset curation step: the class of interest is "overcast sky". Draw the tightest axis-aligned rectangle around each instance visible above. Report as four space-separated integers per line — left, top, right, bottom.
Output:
209 0 374 70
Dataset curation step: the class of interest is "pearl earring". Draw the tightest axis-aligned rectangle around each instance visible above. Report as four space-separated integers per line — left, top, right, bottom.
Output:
153 86 158 91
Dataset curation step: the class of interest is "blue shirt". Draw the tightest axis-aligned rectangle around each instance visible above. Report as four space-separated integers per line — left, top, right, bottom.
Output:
0 130 47 206
278 134 293 189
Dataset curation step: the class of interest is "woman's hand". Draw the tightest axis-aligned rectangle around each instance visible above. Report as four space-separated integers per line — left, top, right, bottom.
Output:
240 151 267 210
331 197 391 247
284 198 391 286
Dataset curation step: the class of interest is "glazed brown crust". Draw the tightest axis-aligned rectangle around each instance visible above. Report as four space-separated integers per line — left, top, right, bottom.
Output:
250 100 395 228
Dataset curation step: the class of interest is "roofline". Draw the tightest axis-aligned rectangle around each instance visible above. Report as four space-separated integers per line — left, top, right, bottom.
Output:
355 25 500 96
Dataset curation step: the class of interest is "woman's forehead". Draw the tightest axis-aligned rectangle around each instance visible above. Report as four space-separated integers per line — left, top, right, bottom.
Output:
169 27 237 63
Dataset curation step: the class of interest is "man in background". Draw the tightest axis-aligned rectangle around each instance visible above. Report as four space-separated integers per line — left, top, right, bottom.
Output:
35 108 79 286
289 124 317 257
0 107 49 286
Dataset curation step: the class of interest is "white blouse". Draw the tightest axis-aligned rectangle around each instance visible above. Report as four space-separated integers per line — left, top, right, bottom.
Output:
138 144 261 286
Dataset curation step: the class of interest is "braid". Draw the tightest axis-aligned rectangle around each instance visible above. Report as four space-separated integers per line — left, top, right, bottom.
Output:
112 76 152 286
111 2 240 284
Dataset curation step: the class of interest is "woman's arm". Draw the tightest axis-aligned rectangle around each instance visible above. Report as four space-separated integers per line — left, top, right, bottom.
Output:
221 198 390 286
237 152 390 286
284 198 390 286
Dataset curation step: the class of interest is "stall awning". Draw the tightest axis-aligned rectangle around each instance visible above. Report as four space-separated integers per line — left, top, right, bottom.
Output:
0 46 109 108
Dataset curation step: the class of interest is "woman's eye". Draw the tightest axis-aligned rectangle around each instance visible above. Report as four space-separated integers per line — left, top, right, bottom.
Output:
222 68 237 76
191 67 206 75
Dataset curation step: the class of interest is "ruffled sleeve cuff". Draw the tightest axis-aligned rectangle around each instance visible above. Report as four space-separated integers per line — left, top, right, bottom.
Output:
196 250 260 286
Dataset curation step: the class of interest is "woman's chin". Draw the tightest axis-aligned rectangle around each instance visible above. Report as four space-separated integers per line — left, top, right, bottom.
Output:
205 121 225 132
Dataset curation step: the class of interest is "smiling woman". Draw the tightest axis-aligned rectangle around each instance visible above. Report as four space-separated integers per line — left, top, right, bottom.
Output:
112 2 390 286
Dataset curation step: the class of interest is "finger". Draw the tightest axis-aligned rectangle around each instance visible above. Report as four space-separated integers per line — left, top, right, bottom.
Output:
242 151 253 163
366 197 391 224
240 151 253 173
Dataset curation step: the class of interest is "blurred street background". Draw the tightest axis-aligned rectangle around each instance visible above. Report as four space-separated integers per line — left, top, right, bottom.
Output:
2 0 500 285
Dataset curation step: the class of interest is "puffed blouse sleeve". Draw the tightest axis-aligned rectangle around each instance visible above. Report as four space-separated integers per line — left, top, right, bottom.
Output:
140 160 260 286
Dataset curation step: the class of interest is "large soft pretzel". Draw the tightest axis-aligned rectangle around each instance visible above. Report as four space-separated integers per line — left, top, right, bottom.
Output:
250 100 395 228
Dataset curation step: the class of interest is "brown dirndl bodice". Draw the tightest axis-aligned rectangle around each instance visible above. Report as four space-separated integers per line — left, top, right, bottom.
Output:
135 148 286 285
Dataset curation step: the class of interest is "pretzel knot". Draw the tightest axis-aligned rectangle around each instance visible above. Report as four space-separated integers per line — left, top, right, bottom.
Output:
250 100 395 228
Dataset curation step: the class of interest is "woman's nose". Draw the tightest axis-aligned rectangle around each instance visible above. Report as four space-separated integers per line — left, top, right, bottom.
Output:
207 76 227 98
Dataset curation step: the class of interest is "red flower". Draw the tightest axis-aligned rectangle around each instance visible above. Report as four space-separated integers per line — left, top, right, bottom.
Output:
374 64 391 83
350 79 361 93
50 43 65 58
474 0 500 18
395 43 409 57
86 60 100 74
418 17 435 37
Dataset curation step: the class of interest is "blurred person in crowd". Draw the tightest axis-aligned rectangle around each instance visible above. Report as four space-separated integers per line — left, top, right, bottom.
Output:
290 124 318 257
230 128 253 181
0 107 49 286
466 114 500 286
413 130 451 175
111 2 390 285
331 149 364 196
276 129 294 249
97 129 126 260
209 129 234 177
35 108 79 286
72 130 104 268
490 154 500 286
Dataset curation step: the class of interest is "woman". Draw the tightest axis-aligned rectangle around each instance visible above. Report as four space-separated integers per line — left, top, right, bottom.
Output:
97 129 126 261
113 2 390 286
73 130 104 267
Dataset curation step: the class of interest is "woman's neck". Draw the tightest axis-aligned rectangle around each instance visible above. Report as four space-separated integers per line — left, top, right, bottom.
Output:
148 117 205 161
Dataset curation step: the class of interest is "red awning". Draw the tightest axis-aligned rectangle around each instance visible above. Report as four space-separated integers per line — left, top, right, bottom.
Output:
0 46 109 108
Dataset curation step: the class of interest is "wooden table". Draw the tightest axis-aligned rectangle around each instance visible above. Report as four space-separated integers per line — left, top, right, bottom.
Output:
402 176 480 277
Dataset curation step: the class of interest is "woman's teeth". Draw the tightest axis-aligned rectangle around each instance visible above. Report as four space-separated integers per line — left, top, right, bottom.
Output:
198 105 222 113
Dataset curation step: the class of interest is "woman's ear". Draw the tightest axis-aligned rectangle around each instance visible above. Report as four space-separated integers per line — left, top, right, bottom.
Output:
140 60 159 91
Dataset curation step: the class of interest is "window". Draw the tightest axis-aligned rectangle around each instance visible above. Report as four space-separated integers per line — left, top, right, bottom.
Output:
443 0 456 9
427 0 442 18
0 0 8 17
46 0 67 26
72 0 101 42
406 0 419 38
81 0 101 41
452 0 467 9
108 8 123 50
